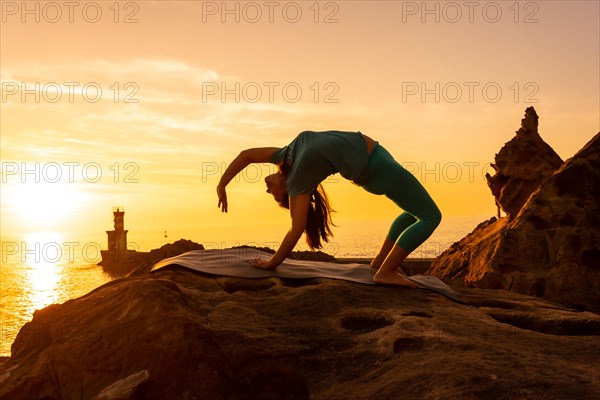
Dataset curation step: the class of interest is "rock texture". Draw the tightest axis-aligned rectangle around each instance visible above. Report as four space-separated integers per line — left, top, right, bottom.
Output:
485 107 563 219
0 268 598 400
430 108 600 313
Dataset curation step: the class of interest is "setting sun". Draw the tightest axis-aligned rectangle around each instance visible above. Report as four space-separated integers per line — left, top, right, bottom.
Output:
4 181 87 230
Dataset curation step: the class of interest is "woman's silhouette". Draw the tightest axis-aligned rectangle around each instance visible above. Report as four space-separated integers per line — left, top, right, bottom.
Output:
217 130 441 287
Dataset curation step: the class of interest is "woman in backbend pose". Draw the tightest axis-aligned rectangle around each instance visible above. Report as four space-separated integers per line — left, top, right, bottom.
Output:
216 130 442 287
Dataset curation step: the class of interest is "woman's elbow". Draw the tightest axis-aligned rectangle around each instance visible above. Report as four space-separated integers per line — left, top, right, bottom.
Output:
238 149 250 161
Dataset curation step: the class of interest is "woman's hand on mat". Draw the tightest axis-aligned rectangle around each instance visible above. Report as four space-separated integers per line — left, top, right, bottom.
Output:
216 184 228 213
247 258 276 270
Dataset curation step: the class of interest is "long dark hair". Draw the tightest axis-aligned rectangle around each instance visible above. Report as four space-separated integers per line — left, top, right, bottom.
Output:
277 159 336 250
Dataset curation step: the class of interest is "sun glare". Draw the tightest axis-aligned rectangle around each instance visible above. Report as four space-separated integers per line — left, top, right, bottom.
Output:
6 181 86 230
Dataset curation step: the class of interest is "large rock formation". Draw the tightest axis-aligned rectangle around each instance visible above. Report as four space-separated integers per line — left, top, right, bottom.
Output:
430 108 600 312
0 268 598 400
485 107 563 218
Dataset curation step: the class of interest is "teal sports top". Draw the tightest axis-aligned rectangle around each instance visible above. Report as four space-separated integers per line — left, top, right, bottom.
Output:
271 130 371 197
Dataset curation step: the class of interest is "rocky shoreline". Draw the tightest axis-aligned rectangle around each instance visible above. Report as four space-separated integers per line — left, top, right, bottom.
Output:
1 266 598 400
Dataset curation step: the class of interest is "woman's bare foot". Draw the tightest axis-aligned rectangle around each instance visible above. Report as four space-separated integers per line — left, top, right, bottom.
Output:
373 270 417 288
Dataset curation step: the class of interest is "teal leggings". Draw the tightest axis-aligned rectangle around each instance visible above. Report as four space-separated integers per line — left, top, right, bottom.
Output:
361 143 442 254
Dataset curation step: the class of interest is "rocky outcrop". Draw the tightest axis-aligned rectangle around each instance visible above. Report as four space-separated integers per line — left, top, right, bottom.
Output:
430 108 600 313
102 239 206 276
146 238 205 262
485 107 563 218
0 268 598 400
504 132 600 309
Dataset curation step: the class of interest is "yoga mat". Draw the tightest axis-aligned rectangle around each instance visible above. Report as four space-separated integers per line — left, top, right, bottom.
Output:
151 248 461 302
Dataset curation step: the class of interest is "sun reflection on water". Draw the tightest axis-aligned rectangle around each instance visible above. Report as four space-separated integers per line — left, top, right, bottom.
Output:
1 231 114 357
22 232 64 315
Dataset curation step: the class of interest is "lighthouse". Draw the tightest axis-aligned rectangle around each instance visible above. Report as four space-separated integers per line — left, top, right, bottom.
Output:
99 206 149 275
105 206 128 259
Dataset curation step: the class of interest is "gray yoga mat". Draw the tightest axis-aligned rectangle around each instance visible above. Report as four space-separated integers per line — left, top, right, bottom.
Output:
151 248 461 302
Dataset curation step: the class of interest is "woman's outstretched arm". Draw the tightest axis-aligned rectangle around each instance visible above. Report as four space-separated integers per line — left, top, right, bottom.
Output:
249 193 310 269
217 147 280 212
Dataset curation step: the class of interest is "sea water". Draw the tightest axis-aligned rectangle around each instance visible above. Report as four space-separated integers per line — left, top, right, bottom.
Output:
0 216 484 356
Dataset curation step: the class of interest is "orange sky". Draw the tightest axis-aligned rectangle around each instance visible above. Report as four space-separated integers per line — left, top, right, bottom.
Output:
1 0 599 237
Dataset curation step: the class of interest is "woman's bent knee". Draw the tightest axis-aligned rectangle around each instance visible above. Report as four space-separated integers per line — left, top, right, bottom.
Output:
429 205 442 230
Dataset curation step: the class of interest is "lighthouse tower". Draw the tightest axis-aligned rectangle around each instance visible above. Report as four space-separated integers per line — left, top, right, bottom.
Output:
106 206 128 258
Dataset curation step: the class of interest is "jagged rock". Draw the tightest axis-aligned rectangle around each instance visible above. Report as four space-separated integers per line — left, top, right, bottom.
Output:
0 269 598 399
431 108 600 313
427 216 510 286
504 132 600 310
485 107 563 218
